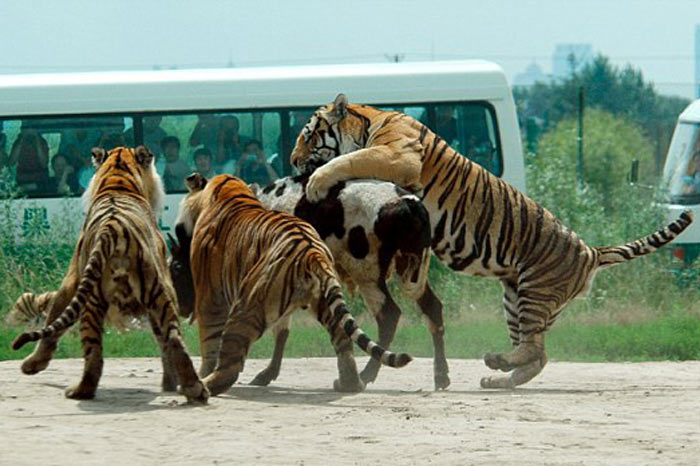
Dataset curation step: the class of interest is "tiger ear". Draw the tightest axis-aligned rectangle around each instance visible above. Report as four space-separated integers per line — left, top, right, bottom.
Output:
135 145 154 167
185 172 207 192
249 182 261 196
331 93 348 120
91 147 108 168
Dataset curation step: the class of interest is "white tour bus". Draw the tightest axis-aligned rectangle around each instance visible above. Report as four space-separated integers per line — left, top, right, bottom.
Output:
0 60 525 240
662 98 700 264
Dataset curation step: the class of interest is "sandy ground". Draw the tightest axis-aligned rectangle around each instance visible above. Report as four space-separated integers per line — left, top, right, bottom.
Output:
0 357 699 466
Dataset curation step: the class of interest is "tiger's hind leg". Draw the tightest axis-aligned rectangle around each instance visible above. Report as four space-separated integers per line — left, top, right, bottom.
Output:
65 303 106 400
196 298 229 378
149 292 208 403
357 281 401 386
315 297 365 393
203 299 266 396
249 316 290 386
482 279 548 383
416 284 449 390
147 314 178 392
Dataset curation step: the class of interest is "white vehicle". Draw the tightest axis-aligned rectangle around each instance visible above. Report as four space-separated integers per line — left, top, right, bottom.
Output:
662 98 700 264
0 60 525 240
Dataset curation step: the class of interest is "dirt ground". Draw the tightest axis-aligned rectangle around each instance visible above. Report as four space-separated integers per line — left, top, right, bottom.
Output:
0 357 698 466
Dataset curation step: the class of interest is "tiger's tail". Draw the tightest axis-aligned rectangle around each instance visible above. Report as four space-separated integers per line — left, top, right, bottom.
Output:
311 257 412 368
5 292 54 326
12 232 112 350
595 210 693 269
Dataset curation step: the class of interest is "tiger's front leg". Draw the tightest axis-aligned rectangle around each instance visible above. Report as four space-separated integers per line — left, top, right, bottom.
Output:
305 146 422 202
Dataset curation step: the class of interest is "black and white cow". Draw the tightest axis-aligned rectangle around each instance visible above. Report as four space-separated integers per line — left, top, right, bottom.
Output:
249 174 449 389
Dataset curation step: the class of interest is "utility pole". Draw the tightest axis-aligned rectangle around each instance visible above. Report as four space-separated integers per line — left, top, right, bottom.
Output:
384 53 405 63
577 86 585 189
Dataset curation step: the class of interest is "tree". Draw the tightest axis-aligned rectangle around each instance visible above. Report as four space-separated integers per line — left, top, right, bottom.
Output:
514 54 689 174
527 109 660 242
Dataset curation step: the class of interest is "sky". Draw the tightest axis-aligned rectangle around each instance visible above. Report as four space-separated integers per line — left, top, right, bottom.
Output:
2 0 699 98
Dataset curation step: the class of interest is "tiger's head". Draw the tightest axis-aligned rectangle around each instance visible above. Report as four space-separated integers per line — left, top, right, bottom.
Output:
83 145 165 215
290 93 365 174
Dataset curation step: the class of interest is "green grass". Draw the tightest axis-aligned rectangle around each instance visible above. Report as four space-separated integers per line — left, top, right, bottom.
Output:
2 312 698 363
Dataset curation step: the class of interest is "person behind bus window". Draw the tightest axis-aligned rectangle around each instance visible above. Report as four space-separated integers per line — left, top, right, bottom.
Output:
236 139 278 185
435 105 458 146
161 136 190 192
215 115 247 172
58 127 99 168
189 113 219 154
10 127 49 193
77 148 97 191
681 148 700 194
47 153 80 196
193 147 216 179
124 116 167 157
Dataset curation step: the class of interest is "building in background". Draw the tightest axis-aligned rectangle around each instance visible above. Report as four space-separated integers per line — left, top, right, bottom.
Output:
513 61 549 87
552 43 593 80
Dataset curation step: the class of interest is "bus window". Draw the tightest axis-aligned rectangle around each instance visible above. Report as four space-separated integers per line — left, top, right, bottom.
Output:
434 103 502 176
155 110 282 192
1 116 133 198
664 122 700 203
380 105 429 125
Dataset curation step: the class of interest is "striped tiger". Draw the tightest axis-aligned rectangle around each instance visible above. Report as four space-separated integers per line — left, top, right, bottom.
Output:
170 173 412 396
12 146 208 403
290 94 694 389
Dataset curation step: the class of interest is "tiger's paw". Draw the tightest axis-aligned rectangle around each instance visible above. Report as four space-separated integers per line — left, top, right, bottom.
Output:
333 377 366 393
203 370 239 397
21 355 51 375
484 352 515 372
305 171 334 203
180 380 209 404
480 375 515 390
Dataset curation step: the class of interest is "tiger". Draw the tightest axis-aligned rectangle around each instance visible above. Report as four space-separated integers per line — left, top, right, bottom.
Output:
169 173 412 396
245 174 447 389
12 146 208 403
290 93 694 389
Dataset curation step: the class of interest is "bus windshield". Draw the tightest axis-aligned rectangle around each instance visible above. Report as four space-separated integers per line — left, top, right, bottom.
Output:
664 122 700 204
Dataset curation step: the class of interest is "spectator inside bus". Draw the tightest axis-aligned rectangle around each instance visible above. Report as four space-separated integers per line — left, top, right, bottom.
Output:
77 150 96 191
193 147 216 179
58 127 100 168
47 153 80 196
236 140 278 185
161 136 190 192
215 115 247 172
124 116 167 157
434 105 458 146
10 127 49 193
189 113 220 154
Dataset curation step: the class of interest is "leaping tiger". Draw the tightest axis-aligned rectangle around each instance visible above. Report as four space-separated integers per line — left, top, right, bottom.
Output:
11 146 208 403
169 173 412 396
290 93 693 389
